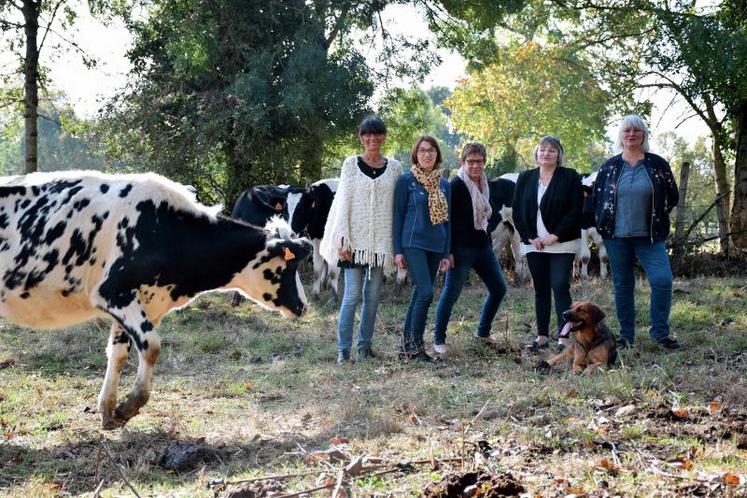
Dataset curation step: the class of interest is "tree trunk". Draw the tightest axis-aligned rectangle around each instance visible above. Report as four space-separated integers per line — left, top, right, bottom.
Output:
673 161 690 255
730 99 747 250
712 139 731 255
22 0 40 174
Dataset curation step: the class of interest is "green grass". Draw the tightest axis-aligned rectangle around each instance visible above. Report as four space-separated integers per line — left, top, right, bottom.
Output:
0 276 746 496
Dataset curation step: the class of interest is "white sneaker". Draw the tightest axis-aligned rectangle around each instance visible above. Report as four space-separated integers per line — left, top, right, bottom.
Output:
433 343 448 355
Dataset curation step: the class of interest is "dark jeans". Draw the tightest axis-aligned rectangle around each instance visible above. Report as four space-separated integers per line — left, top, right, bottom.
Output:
526 252 575 337
603 237 673 342
402 248 441 352
434 243 507 344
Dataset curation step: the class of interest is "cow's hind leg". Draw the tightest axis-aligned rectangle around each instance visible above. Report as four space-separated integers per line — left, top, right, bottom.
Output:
98 322 131 430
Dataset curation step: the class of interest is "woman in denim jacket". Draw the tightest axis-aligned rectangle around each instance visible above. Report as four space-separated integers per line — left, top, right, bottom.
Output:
393 136 451 362
593 114 681 350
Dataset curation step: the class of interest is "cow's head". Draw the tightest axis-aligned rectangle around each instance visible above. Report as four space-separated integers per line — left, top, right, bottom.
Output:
287 188 312 236
233 217 312 318
287 181 336 239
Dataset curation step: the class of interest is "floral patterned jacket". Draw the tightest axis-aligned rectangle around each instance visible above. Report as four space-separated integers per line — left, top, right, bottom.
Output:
592 152 679 242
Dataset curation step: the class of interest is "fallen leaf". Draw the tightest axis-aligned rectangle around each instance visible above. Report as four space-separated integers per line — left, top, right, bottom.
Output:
723 473 741 485
407 413 419 424
329 437 349 446
304 452 327 464
243 382 253 391
671 408 689 418
595 458 620 475
4 431 13 440
646 390 659 397
708 401 722 412
675 458 693 470
45 482 62 491
564 485 586 495
566 389 578 398
35 386 43 397
615 404 637 417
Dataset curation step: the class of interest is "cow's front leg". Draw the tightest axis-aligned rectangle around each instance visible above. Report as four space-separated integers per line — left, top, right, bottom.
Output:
102 302 161 428
328 265 340 301
113 327 160 425
98 322 131 430
312 239 325 299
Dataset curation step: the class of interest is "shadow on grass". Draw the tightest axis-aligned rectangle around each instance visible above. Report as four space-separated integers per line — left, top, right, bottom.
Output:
0 424 343 495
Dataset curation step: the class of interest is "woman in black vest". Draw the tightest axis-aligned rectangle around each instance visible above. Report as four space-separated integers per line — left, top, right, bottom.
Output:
512 136 582 353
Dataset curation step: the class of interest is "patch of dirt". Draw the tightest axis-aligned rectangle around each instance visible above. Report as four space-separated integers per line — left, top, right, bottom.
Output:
421 470 524 497
217 480 284 498
158 442 225 472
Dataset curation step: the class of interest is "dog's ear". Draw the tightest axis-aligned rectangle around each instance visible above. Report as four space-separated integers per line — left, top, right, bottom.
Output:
589 305 606 324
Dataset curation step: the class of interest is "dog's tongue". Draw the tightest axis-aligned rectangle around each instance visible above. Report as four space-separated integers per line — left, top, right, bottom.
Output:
559 321 573 338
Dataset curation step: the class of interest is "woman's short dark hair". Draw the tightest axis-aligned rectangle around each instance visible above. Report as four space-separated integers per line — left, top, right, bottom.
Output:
358 115 387 136
411 136 443 167
460 142 487 162
533 135 564 167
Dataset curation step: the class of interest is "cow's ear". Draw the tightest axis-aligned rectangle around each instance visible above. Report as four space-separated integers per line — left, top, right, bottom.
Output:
280 239 312 264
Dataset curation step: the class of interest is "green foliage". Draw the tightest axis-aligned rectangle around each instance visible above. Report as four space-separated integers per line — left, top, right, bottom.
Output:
101 0 377 206
447 41 611 172
0 98 110 175
377 86 460 170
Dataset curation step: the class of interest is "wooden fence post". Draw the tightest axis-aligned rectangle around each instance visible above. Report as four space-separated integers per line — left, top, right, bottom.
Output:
673 161 690 254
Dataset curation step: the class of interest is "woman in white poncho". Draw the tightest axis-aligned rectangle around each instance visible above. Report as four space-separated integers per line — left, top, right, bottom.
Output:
320 115 403 364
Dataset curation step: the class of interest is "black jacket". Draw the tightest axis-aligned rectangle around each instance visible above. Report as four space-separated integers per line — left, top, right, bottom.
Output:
512 166 583 244
449 176 492 249
592 152 679 242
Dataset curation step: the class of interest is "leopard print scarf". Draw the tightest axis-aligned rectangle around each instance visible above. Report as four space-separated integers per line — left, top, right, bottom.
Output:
411 165 448 225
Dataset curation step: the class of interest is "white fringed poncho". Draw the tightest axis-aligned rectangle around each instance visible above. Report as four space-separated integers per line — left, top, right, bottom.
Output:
320 155 403 272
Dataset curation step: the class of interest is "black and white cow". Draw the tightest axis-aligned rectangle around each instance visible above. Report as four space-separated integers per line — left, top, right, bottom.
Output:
488 173 530 284
231 184 297 226
286 178 342 299
575 171 608 279
0 171 312 429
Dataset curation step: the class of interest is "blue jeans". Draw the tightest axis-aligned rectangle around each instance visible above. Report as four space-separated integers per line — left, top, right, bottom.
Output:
402 248 441 352
604 237 673 342
337 266 384 352
526 252 575 336
434 244 507 344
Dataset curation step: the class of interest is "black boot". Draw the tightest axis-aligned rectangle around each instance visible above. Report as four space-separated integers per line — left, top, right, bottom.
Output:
357 347 377 361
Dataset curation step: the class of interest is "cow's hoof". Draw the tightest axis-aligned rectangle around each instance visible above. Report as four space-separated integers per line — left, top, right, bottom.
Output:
101 416 127 430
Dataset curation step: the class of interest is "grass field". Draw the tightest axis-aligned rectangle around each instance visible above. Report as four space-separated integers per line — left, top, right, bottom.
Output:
1 273 746 497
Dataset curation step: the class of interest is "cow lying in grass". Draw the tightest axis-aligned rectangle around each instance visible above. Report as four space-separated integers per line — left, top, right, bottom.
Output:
0 171 312 429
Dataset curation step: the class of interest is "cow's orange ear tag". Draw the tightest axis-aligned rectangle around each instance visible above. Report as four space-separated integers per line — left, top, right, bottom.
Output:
284 247 296 261
274 202 283 210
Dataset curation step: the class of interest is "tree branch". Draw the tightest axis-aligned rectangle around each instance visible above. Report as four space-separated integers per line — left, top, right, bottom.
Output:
37 0 66 54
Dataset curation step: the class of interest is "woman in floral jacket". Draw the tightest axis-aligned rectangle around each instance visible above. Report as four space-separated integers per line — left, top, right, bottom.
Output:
593 114 681 350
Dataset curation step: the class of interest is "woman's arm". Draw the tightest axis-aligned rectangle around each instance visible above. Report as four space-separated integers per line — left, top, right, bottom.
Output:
393 174 408 257
551 170 583 240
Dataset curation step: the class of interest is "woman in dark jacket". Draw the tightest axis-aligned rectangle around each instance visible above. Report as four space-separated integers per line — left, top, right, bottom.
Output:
592 114 680 350
432 142 508 354
393 136 451 362
512 136 582 353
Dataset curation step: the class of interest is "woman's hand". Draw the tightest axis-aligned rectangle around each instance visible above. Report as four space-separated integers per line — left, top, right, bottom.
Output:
530 238 545 251
540 234 559 246
394 254 407 270
439 257 451 273
338 239 353 261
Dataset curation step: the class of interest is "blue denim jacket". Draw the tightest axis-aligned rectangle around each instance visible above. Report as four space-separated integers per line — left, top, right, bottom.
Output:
393 172 451 257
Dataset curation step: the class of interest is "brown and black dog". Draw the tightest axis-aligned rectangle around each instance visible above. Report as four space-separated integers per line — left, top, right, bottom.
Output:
540 301 617 375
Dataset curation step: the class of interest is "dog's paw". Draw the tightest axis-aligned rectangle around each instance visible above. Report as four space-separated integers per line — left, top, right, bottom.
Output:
535 360 551 373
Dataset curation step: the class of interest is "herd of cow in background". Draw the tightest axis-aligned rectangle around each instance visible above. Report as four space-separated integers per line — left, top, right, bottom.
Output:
231 170 610 299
